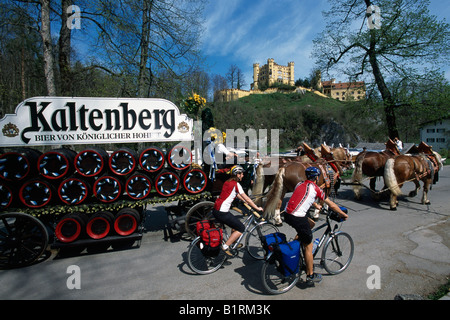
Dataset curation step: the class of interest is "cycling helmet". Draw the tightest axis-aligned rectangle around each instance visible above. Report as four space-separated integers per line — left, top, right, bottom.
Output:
230 165 244 176
305 167 321 180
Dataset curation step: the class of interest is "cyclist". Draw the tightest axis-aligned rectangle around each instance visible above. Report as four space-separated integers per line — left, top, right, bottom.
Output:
284 166 348 284
213 165 264 257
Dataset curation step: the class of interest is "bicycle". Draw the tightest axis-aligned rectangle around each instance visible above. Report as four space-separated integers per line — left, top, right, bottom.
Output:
187 201 279 275
261 207 354 294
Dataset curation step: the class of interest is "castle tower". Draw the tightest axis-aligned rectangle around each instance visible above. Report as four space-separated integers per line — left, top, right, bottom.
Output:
267 58 274 87
252 63 260 90
288 62 295 86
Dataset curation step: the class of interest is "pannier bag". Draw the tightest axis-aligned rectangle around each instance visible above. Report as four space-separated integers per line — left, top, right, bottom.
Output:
196 220 223 256
262 232 287 253
274 240 301 276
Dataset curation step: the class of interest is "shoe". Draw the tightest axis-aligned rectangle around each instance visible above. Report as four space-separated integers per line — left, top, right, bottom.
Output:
222 247 235 258
306 273 322 284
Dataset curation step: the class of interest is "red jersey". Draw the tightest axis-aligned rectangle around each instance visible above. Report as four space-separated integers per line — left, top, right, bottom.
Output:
214 179 244 212
286 180 326 217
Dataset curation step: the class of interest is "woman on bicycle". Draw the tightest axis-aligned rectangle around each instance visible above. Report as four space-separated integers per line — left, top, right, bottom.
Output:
284 166 348 284
213 165 264 257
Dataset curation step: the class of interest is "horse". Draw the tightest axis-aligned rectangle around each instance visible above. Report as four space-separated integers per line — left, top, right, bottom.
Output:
330 147 353 171
263 159 339 224
384 152 443 210
351 140 400 200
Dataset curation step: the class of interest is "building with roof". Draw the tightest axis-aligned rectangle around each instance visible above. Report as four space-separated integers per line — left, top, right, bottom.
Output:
419 117 449 152
251 58 295 90
322 79 366 101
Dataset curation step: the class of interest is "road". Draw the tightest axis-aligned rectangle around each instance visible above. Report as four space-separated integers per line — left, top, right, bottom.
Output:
0 168 449 301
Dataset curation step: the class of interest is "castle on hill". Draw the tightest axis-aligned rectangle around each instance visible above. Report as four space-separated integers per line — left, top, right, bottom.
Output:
214 58 366 102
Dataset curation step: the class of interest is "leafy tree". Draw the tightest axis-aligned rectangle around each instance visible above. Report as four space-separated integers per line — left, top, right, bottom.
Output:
313 0 450 139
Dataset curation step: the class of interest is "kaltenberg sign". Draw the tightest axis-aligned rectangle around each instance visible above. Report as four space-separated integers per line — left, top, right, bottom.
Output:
0 97 193 147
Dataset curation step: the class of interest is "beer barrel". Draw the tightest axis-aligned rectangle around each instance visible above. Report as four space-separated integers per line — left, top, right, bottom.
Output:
154 169 180 197
86 211 114 239
125 172 152 200
58 175 91 205
19 179 55 208
109 148 137 176
182 167 207 194
38 148 77 180
0 182 14 210
55 213 88 243
139 146 165 173
74 148 109 178
93 174 123 203
0 148 41 181
167 145 192 171
113 208 141 236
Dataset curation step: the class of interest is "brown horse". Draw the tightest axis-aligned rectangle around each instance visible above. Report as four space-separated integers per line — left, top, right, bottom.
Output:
384 152 442 210
351 140 400 199
263 160 338 224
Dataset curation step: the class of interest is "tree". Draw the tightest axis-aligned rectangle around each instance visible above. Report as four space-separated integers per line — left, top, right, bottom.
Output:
83 0 206 98
226 64 238 89
236 68 246 90
226 64 246 89
212 74 228 93
39 0 56 96
313 0 449 139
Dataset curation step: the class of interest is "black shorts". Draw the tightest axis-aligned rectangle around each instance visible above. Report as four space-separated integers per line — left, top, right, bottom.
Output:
212 209 245 233
283 213 313 244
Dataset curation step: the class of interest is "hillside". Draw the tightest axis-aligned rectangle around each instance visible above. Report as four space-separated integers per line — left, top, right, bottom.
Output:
208 90 387 151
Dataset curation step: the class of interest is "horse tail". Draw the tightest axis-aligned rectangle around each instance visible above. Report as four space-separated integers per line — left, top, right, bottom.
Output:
263 166 285 220
252 164 265 206
351 151 365 198
384 158 402 196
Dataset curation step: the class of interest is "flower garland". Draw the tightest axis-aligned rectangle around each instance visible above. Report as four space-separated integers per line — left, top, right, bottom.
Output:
184 92 206 118
14 192 212 218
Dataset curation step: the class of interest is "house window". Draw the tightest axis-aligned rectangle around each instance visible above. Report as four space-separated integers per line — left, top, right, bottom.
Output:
436 138 445 143
427 129 435 133
437 128 445 133
427 138 435 143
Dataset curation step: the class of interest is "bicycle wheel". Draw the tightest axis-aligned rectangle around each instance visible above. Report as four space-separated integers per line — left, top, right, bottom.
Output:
321 232 354 275
245 222 279 260
187 237 227 275
261 255 300 294
0 212 49 269
184 201 215 238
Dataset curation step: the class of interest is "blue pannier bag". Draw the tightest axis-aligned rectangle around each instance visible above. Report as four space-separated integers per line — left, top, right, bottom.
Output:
278 240 301 276
262 232 286 253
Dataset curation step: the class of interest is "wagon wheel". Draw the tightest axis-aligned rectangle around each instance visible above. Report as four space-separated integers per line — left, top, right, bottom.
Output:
0 212 49 269
184 201 215 238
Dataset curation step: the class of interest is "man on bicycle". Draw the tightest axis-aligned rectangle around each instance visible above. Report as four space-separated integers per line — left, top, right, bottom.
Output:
284 166 348 284
213 165 263 257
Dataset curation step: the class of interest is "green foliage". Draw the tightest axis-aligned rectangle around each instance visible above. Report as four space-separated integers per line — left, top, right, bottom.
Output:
209 91 389 150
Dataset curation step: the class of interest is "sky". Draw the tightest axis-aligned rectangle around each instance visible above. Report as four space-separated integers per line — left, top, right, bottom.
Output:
200 0 450 90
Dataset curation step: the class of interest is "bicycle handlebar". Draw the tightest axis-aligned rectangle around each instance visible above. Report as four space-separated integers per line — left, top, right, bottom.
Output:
320 207 347 223
242 202 264 220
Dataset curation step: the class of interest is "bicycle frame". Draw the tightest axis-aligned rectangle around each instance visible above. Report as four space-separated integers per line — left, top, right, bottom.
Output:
228 212 262 250
265 213 342 270
311 215 340 258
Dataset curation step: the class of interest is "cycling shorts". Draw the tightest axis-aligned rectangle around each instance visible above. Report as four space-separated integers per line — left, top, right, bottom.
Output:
283 213 313 244
212 209 245 233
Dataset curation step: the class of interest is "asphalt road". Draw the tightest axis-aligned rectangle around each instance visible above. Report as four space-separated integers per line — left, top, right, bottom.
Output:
0 168 449 301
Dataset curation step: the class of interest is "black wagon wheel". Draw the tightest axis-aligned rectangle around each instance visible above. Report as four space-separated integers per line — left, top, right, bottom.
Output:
0 212 49 269
184 201 216 238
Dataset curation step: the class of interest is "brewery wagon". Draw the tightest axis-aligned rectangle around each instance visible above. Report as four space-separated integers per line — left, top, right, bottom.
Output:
0 97 214 269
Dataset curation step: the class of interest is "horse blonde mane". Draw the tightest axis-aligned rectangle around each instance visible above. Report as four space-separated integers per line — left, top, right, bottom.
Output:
433 151 443 170
351 151 365 197
263 166 285 220
384 158 402 196
251 164 265 206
